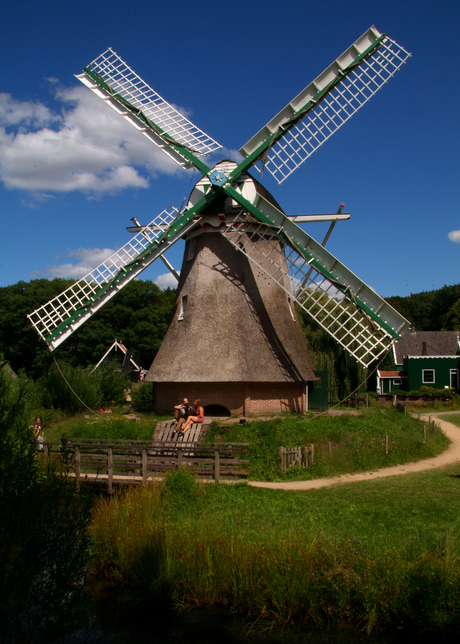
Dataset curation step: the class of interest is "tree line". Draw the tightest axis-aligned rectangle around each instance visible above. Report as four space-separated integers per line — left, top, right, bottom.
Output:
0 278 458 400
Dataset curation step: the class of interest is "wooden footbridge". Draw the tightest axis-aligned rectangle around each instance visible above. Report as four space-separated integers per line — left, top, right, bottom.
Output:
40 420 249 491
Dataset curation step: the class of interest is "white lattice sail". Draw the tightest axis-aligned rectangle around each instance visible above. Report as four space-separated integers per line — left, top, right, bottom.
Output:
77 48 222 170
240 27 411 183
27 207 192 350
222 211 409 367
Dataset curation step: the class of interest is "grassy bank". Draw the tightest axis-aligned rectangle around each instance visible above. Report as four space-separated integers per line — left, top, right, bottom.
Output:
45 407 449 482
90 466 460 638
207 408 449 481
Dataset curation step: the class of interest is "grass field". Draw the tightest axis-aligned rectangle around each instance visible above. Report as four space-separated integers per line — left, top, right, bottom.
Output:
90 463 460 639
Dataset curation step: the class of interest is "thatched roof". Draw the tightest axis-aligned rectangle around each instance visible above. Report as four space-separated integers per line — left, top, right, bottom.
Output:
146 231 316 383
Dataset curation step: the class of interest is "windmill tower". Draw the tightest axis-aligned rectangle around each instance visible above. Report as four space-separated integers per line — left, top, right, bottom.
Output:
148 161 317 415
28 26 412 415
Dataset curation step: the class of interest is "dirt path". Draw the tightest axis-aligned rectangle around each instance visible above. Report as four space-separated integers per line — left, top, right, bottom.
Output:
248 412 460 491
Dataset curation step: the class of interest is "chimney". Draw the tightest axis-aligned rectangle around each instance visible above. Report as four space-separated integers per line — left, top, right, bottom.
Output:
410 324 416 333
422 341 427 356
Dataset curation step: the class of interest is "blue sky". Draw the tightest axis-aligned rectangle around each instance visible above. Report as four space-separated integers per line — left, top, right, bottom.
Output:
1 0 459 298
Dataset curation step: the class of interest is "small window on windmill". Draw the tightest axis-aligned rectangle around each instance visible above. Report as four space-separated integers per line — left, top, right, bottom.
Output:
187 237 196 261
178 295 187 321
287 297 296 322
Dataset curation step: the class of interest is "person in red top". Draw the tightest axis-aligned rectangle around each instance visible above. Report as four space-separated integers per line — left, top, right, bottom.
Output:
180 399 204 435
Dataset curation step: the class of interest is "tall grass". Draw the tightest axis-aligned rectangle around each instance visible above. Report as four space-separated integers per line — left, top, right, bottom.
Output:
90 469 460 637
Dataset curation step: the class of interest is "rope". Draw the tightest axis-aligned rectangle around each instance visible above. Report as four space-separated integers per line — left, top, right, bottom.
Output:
51 356 105 420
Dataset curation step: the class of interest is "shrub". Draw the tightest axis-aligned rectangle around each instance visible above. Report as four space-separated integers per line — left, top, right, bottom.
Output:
0 364 93 643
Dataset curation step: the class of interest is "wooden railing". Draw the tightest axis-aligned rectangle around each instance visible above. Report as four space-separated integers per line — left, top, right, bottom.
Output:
40 439 250 491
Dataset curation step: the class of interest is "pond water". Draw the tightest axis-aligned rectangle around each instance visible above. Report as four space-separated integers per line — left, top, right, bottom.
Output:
63 603 404 644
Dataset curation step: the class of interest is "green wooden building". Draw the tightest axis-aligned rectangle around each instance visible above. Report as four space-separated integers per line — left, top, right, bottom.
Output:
377 330 460 393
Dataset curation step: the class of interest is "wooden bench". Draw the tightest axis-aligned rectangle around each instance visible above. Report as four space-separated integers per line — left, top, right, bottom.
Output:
153 419 211 443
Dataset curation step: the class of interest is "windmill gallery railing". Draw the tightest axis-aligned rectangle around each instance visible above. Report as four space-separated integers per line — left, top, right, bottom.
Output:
39 439 250 491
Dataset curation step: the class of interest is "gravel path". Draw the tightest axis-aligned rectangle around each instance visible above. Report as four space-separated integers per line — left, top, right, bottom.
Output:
248 411 460 491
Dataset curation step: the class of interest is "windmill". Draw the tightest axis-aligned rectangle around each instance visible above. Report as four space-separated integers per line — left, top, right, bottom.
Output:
28 26 411 415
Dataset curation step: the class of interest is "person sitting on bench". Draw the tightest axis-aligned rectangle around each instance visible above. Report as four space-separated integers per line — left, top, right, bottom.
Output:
179 399 204 436
172 398 194 435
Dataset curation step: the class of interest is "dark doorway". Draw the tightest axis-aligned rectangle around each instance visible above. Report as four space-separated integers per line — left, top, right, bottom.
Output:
204 404 231 417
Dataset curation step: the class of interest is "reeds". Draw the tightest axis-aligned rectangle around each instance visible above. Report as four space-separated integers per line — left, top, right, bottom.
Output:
90 471 460 636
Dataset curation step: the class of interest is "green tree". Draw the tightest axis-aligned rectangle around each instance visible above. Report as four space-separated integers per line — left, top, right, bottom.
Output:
0 366 92 643
0 278 176 377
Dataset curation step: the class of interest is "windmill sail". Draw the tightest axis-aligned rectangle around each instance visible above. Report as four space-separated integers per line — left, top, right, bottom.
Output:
27 207 194 351
239 26 411 183
77 48 222 170
220 195 409 367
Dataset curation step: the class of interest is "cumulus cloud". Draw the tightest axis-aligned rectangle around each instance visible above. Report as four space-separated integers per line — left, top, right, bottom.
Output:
448 230 460 244
155 272 179 290
0 84 187 196
31 247 115 280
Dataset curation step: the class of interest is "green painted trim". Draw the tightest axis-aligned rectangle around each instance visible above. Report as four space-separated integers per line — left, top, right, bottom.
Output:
229 34 387 180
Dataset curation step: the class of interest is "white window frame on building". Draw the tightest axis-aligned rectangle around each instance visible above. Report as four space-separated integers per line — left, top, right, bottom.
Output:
450 369 459 389
393 379 402 385
422 369 435 384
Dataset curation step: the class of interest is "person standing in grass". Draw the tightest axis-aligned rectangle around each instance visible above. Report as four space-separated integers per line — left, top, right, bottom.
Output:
34 417 44 451
180 399 204 435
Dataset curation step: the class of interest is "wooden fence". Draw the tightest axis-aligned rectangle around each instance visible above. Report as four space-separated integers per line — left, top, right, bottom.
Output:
279 445 314 470
40 439 249 491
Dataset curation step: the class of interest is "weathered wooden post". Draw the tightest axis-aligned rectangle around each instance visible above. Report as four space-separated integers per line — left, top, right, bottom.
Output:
328 441 332 458
177 447 183 469
365 393 369 408
214 449 220 482
142 447 147 484
108 446 113 494
310 443 314 465
385 435 389 454
423 424 427 441
43 443 50 465
75 446 81 481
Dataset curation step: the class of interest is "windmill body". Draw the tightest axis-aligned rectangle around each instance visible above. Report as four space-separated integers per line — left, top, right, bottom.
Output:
27 27 413 414
147 162 316 415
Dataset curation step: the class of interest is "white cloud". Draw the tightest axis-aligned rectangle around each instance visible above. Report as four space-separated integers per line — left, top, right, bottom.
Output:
448 230 460 244
31 247 115 280
155 272 179 290
0 92 59 129
0 85 186 196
